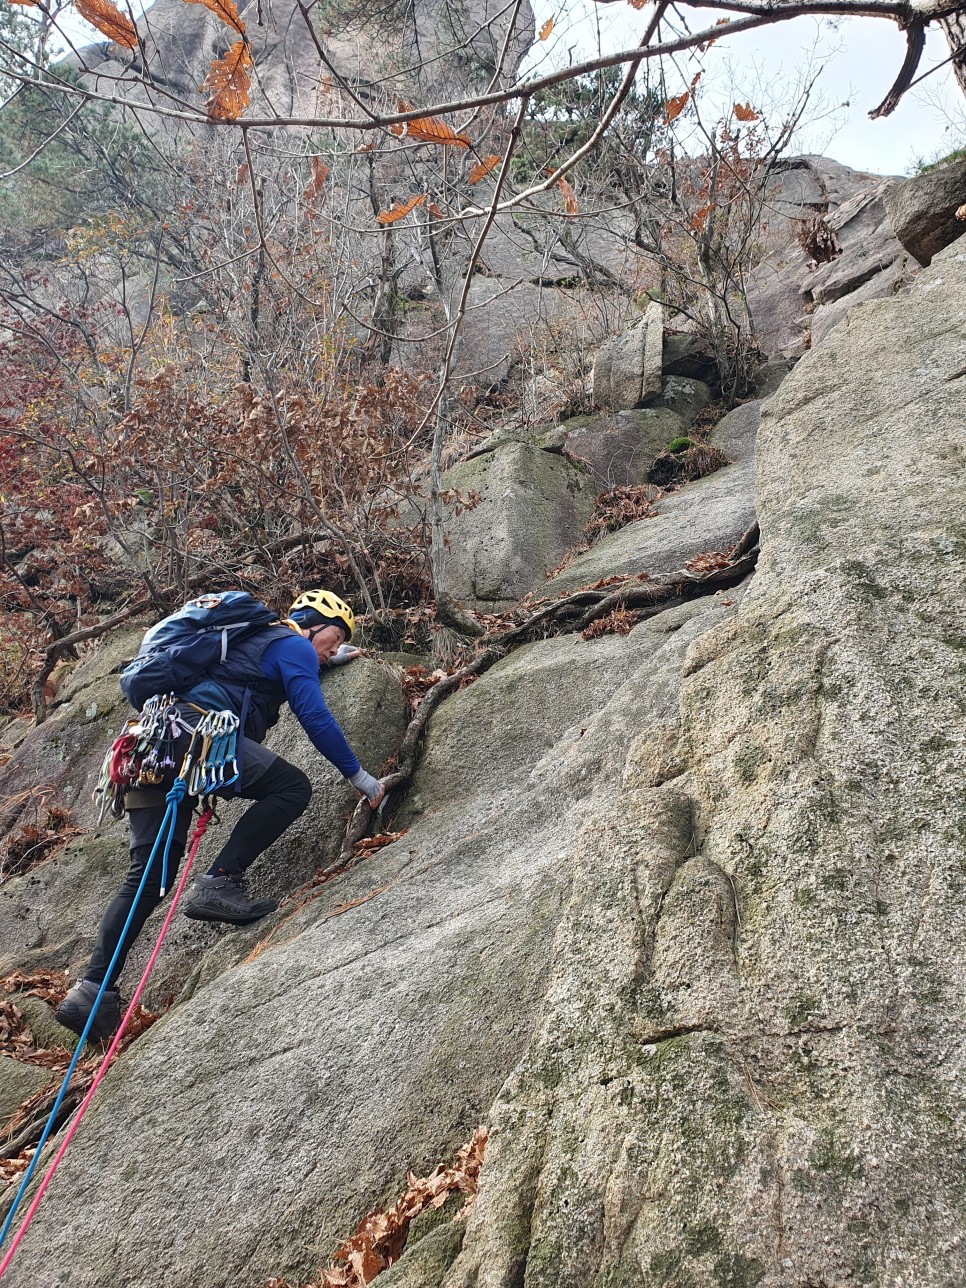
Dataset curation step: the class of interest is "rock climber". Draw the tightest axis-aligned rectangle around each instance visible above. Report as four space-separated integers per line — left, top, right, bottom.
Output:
55 589 385 1042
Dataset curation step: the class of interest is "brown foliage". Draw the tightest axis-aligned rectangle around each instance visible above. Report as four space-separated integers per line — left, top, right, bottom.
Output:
395 103 471 149
75 0 138 48
796 216 842 265
582 485 661 546
183 0 247 34
0 793 77 882
683 547 734 575
580 607 637 639
376 195 427 224
468 155 502 184
201 40 253 121
557 176 578 215
256 1128 488 1288
303 157 330 203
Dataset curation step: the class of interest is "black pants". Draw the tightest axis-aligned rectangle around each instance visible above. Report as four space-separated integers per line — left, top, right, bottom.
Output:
85 747 312 988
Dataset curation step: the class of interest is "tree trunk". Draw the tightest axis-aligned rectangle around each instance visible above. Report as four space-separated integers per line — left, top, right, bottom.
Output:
941 11 966 99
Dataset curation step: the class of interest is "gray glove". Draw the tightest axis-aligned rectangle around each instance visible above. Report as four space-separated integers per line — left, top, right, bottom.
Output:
349 767 382 803
326 644 359 667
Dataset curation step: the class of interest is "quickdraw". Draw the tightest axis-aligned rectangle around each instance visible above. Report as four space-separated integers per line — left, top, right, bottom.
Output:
92 696 240 825
185 709 240 798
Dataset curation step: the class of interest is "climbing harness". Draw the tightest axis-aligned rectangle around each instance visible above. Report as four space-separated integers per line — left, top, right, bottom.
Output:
0 711 230 1276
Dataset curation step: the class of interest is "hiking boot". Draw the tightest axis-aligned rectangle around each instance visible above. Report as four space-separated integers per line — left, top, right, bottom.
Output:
54 979 122 1044
182 874 278 925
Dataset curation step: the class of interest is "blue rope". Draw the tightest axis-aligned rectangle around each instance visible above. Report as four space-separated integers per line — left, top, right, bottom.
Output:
0 781 187 1251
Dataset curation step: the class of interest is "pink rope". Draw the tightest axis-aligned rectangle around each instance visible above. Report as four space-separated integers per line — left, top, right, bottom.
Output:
0 808 213 1281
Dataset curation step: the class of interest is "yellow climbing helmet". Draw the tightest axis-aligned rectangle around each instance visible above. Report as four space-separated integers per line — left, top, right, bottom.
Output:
288 589 355 640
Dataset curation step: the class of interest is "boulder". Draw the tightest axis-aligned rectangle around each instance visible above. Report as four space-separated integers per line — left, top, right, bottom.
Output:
592 300 664 410
803 220 906 306
750 358 798 398
647 375 712 427
662 331 717 381
546 453 756 595
556 408 686 489
434 442 596 609
884 157 966 265
0 1053 53 1127
745 247 811 358
709 399 762 464
810 255 915 349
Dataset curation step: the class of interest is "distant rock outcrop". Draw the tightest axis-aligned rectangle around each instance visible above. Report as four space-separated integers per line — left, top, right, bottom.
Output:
71 0 534 113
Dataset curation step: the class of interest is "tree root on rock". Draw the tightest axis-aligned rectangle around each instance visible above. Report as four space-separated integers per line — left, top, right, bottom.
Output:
338 521 760 862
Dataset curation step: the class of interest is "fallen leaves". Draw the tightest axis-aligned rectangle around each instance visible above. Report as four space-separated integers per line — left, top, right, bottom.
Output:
253 1128 488 1288
1 969 69 1007
75 0 138 48
684 548 734 575
581 607 638 639
399 664 449 709
200 39 253 121
582 484 661 546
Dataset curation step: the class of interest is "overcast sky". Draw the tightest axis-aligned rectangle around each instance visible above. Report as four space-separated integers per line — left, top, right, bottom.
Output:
524 4 964 176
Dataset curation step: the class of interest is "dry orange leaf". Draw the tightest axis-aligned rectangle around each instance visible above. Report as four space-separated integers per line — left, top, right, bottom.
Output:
183 0 246 35
303 156 329 201
733 101 759 122
664 91 689 123
8 0 38 7
627 0 648 9
557 175 578 215
428 202 445 217
688 202 713 232
75 0 138 48
376 194 426 224
235 161 250 185
468 154 502 184
201 40 252 121
539 15 554 39
393 99 470 149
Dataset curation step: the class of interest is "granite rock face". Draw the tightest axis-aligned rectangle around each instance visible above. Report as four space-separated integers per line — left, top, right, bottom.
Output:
3 181 966 1288
385 241 966 1288
884 157 966 265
